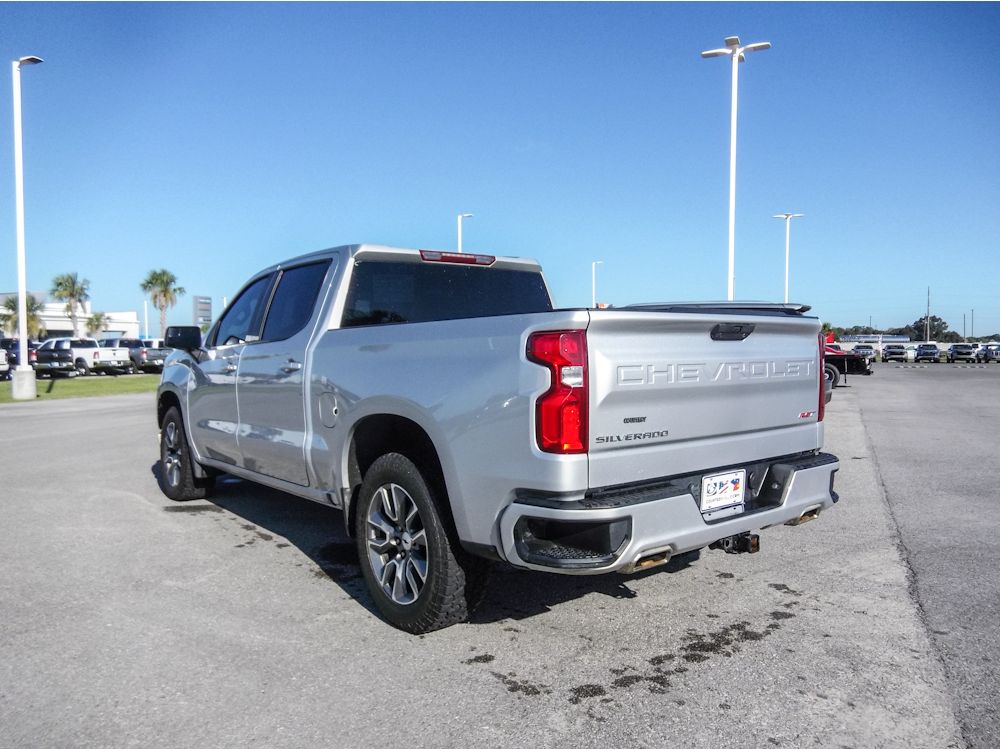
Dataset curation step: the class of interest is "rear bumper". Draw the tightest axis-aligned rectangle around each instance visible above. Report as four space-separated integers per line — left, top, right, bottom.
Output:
498 452 839 574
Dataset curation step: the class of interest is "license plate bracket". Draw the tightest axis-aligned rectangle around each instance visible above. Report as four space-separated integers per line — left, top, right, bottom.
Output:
700 469 746 513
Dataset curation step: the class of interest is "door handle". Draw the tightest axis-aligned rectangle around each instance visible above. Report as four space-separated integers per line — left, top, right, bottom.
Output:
281 360 303 373
224 362 238 373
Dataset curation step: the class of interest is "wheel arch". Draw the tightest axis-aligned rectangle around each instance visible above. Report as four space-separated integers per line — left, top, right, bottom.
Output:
345 414 452 540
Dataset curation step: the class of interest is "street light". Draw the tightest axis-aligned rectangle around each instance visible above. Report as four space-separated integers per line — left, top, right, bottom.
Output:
701 36 771 301
11 55 43 401
772 212 804 303
457 213 473 253
591 261 603 308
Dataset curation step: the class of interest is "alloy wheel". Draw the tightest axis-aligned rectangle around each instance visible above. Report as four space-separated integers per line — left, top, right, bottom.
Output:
365 483 429 605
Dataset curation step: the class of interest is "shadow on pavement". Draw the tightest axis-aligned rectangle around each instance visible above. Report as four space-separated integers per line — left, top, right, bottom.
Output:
150 464 703 627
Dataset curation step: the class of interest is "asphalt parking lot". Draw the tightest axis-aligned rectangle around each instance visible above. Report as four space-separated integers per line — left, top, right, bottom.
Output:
0 364 996 747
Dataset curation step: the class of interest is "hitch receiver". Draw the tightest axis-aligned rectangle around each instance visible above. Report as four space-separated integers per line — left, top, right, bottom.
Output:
710 532 760 555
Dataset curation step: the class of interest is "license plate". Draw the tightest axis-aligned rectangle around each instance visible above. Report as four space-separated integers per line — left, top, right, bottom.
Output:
701 469 746 512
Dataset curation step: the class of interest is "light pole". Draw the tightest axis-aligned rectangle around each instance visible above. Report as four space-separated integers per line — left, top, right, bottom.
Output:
701 36 771 301
591 261 603 308
457 213 473 253
772 212 804 303
11 55 43 401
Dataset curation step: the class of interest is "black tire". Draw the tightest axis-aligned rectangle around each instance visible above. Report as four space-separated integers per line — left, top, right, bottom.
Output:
824 363 840 389
355 452 488 634
74 358 90 377
159 406 214 501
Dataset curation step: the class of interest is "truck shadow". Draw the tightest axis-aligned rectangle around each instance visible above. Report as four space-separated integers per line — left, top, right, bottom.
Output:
151 467 701 626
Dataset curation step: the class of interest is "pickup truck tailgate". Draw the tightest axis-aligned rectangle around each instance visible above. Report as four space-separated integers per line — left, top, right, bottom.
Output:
587 308 823 489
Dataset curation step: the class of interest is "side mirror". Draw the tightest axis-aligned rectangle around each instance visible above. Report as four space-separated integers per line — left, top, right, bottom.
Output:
165 326 203 353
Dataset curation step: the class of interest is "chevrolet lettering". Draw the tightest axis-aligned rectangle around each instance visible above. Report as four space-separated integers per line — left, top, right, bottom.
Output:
156 245 840 634
617 359 814 386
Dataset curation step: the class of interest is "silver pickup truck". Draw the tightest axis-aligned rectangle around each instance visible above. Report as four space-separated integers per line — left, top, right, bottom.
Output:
157 244 839 633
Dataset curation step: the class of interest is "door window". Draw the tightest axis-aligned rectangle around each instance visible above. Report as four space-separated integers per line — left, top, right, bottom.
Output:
211 275 274 347
261 261 331 342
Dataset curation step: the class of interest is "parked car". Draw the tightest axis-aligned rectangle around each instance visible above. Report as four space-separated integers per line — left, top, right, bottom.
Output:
157 243 840 633
978 344 1000 363
947 344 977 363
914 344 941 363
1 338 36 369
852 344 876 359
882 344 908 363
43 337 131 376
99 336 172 373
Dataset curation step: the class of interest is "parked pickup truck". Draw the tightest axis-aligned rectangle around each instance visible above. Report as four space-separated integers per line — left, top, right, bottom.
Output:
45 337 130 376
99 336 173 373
34 339 78 376
156 244 840 633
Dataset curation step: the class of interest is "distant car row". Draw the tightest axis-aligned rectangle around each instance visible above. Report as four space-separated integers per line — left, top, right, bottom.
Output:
879 343 1000 363
0 336 171 379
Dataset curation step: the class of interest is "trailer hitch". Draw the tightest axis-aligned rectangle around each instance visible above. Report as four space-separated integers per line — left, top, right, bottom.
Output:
710 532 760 554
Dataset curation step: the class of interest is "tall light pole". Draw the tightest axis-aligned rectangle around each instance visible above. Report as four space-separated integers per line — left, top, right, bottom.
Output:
457 213 473 253
772 212 804 303
701 36 770 301
591 261 603 308
10 55 43 401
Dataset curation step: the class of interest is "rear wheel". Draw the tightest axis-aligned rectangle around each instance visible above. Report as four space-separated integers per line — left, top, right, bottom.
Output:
74 358 90 376
159 406 214 501
355 453 488 633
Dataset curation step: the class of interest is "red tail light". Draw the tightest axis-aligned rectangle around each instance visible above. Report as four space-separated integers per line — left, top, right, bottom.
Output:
818 332 825 423
527 330 588 454
141 348 147 361
29 349 37 363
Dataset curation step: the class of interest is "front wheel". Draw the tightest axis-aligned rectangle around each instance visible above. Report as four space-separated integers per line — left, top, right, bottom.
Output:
159 406 214 501
355 453 488 633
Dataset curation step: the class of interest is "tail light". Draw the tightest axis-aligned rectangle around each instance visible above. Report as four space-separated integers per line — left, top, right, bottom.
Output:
94 351 100 362
818 332 825 423
141 348 147 361
527 330 588 454
29 349 37 364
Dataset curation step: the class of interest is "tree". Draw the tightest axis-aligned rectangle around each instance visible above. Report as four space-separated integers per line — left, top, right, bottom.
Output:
909 315 950 342
0 294 46 339
50 272 91 336
87 312 111 337
141 269 185 338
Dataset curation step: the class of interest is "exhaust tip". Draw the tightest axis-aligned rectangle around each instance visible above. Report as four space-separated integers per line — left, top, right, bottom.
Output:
786 507 821 526
625 546 672 573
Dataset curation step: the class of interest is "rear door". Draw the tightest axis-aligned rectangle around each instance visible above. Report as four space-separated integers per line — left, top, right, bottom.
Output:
236 258 335 486
585 308 823 489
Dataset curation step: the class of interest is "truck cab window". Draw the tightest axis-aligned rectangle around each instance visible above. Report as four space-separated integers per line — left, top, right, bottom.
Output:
261 261 331 342
211 275 273 347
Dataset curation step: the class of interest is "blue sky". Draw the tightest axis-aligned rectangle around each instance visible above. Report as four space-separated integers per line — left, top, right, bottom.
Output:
1 2 998 335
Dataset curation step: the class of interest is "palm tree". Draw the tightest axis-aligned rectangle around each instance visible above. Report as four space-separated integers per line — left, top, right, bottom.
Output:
87 312 111 337
51 272 91 336
141 269 185 337
1 294 46 339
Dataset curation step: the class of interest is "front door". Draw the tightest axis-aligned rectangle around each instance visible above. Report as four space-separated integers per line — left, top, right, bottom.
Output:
188 273 275 466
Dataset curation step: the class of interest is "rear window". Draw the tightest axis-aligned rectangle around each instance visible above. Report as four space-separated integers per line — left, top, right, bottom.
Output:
72 339 97 348
342 260 552 327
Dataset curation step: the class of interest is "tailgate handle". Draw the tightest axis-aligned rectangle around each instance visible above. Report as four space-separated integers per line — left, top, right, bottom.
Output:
711 323 756 341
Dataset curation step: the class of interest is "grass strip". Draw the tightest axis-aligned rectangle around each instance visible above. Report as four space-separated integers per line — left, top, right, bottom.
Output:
1 373 160 404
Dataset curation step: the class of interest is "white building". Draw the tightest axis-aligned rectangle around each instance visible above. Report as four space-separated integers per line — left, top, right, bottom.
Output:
0 292 139 339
